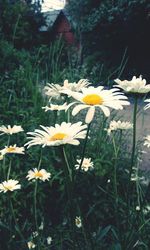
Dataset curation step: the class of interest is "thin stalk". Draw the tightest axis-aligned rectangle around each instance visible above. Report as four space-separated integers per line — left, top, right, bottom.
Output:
78 123 91 171
112 134 120 236
128 96 138 198
62 147 72 182
34 149 42 249
34 180 38 230
7 159 12 180
129 96 138 181
10 198 24 241
60 146 77 248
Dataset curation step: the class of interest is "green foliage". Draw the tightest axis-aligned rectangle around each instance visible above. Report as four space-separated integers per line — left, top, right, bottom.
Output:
0 0 44 48
67 0 150 79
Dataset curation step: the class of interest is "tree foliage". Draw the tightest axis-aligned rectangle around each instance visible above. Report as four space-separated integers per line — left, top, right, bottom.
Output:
67 0 150 78
0 0 44 49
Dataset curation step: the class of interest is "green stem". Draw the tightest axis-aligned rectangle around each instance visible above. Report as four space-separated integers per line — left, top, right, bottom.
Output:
60 146 77 247
34 181 38 230
129 96 138 182
7 159 12 180
112 134 120 234
63 147 72 182
127 96 138 202
10 198 24 241
78 123 91 171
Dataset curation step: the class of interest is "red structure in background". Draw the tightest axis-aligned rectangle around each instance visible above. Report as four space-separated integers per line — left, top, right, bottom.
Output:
52 11 76 45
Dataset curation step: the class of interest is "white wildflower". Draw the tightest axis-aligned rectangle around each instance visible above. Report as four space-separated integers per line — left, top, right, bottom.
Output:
75 158 94 171
25 122 87 148
114 75 150 94
0 179 21 193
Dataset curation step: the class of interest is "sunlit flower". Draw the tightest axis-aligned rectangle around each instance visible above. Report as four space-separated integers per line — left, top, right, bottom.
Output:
106 120 133 135
25 122 87 148
0 125 24 135
26 168 51 182
63 86 129 123
75 158 94 171
44 79 91 101
114 76 150 94
75 216 82 228
0 145 25 155
144 99 150 110
47 236 52 245
144 135 150 148
0 179 21 193
27 241 36 249
42 103 68 112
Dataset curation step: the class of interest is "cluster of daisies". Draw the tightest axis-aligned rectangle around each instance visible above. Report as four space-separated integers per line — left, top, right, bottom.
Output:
0 125 51 193
1 76 150 191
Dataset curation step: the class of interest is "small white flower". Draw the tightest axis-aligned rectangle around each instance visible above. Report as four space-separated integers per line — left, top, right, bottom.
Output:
0 179 21 193
63 86 129 123
144 99 150 110
0 145 25 155
75 158 94 171
39 222 44 230
27 241 36 249
26 168 51 182
114 76 150 94
32 231 38 238
47 236 52 245
106 120 133 135
25 122 87 148
143 205 150 214
42 103 68 112
75 216 82 228
0 125 24 135
136 206 140 211
144 135 150 148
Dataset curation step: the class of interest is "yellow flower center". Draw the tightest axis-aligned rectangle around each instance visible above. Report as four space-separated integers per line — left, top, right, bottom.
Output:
82 94 103 105
35 172 43 178
49 133 67 141
7 147 15 152
5 185 13 191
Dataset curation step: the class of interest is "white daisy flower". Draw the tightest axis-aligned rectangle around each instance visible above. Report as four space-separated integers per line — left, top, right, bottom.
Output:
26 168 51 182
106 120 133 135
44 83 63 100
27 241 36 249
0 145 25 155
0 179 21 193
47 236 52 245
144 99 150 110
63 86 129 123
63 79 91 92
114 75 150 94
144 135 150 148
42 103 68 112
44 79 90 101
0 125 24 135
75 216 82 228
75 158 94 171
25 122 87 148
